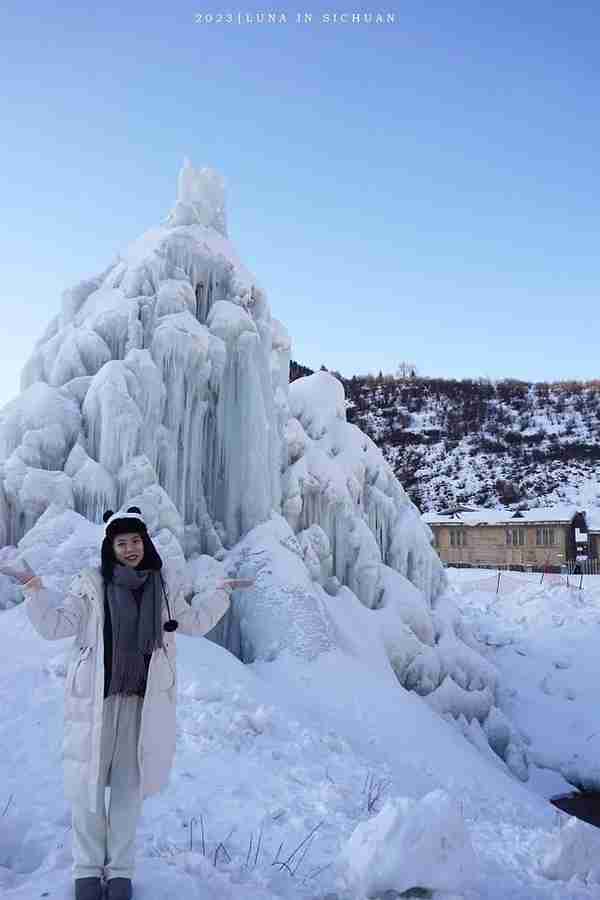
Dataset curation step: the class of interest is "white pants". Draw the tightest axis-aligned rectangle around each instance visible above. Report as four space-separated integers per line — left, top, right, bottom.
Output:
71 694 144 880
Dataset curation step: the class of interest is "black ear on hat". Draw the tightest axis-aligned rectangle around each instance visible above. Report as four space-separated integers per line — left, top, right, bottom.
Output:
127 506 142 515
103 510 114 523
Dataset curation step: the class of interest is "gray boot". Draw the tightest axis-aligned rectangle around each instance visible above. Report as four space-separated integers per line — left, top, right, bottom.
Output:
107 877 132 900
74 877 103 900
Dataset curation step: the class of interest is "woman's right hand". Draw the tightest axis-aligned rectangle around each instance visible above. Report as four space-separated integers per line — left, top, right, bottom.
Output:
0 563 39 587
216 578 255 590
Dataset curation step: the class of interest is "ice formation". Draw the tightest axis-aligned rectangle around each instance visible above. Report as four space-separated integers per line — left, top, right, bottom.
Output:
0 160 529 780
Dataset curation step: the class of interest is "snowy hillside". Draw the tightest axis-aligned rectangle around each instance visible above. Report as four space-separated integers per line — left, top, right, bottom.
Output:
1 161 598 898
327 373 600 514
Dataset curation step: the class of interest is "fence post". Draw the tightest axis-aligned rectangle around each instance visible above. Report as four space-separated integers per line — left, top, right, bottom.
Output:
496 571 501 594
540 558 551 584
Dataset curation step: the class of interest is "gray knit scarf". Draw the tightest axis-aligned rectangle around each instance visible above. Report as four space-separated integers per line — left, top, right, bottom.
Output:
106 563 164 696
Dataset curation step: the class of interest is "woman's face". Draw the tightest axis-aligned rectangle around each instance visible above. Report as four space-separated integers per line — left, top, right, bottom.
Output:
113 532 144 567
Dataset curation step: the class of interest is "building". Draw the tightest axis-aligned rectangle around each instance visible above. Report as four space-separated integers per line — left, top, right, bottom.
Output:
585 509 600 561
422 505 587 571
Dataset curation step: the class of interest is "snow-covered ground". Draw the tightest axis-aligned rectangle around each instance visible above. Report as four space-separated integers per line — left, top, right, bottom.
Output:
2 564 600 899
449 568 600 795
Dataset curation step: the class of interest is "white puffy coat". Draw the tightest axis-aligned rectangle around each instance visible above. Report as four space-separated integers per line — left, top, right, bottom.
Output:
24 564 230 813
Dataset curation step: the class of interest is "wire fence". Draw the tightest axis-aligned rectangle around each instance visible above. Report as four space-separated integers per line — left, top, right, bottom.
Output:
449 567 596 595
445 558 600 575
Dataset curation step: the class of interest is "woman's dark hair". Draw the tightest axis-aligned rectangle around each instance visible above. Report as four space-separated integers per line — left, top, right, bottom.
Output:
101 506 163 582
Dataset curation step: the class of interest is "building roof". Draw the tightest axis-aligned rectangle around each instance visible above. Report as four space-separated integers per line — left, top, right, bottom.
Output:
422 505 580 527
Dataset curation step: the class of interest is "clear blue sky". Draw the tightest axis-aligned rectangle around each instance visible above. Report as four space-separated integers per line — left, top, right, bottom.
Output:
2 2 600 409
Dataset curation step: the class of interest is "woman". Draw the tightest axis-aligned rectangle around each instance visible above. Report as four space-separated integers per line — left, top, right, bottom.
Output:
17 507 247 900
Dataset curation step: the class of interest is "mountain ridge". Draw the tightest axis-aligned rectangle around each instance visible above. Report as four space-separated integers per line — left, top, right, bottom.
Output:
291 363 600 513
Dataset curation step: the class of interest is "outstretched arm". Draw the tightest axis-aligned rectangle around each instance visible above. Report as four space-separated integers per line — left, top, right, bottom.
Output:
22 573 87 641
171 581 232 637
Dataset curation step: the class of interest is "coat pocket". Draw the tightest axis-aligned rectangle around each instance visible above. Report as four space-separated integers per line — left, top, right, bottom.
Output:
156 646 175 691
66 646 93 699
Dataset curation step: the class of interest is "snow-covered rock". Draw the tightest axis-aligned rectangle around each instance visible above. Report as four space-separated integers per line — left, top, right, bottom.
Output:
336 789 478 897
539 816 600 886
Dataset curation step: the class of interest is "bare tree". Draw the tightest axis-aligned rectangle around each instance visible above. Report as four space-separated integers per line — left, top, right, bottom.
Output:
396 361 419 379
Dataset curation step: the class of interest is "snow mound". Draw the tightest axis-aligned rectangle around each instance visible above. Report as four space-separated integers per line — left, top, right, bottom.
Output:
337 789 478 897
539 816 600 886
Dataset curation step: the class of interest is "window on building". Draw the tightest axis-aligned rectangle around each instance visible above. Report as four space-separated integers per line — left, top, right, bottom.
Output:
450 529 466 547
536 527 555 546
506 527 525 546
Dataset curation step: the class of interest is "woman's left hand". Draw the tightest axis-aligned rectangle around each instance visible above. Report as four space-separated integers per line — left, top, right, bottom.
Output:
22 576 44 592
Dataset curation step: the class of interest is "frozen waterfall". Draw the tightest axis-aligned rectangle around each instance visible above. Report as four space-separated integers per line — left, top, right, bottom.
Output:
0 159 529 781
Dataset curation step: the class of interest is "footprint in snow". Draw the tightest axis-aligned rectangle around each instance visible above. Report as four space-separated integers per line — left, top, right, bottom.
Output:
553 658 572 670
